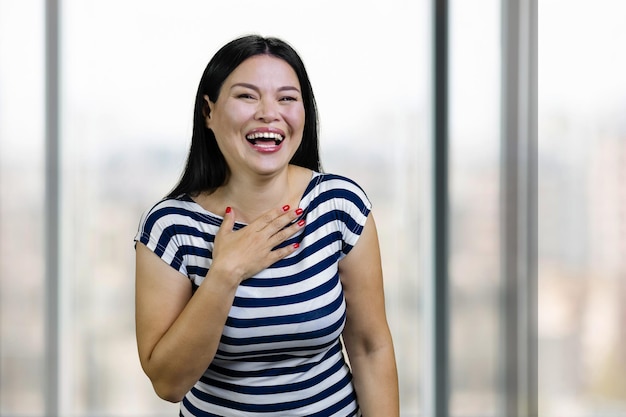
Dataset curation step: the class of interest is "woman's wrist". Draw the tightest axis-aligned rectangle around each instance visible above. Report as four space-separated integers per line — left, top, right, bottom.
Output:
204 261 245 290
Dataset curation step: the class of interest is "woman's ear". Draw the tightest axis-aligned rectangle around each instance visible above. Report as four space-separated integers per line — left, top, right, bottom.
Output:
202 94 214 128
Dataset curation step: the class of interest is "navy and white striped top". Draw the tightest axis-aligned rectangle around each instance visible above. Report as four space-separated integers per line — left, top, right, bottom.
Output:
135 172 371 417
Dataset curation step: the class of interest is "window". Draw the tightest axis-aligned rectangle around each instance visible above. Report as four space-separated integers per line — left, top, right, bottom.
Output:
1 1 554 416
0 1 46 415
1 1 427 415
538 0 626 415
449 1 502 415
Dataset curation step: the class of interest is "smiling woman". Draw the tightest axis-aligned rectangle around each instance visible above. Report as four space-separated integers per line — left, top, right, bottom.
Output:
203 56 305 181
134 35 400 416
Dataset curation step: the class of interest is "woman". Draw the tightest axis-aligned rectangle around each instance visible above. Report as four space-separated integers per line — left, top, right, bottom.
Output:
135 35 399 416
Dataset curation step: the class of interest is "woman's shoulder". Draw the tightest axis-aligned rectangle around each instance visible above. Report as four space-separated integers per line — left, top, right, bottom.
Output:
142 195 197 218
138 195 221 233
309 171 369 196
303 171 372 216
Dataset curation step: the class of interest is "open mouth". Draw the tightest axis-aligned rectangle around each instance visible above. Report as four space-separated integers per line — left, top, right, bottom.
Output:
245 131 284 146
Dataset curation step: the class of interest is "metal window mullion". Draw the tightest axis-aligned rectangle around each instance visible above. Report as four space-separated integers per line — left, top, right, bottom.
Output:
501 0 520 414
45 0 60 416
430 1 450 416
527 0 538 413
523 0 538 414
500 0 538 416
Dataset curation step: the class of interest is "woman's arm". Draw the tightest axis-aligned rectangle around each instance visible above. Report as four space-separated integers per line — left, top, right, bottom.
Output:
339 213 400 416
135 242 237 402
135 205 303 402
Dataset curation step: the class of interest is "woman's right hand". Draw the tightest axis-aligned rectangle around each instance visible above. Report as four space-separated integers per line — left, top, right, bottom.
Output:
210 205 304 283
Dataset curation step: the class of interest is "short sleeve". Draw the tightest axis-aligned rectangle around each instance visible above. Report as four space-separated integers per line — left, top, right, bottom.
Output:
329 175 372 258
134 200 189 277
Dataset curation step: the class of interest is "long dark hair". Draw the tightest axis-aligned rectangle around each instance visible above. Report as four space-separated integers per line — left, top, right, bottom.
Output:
167 35 321 198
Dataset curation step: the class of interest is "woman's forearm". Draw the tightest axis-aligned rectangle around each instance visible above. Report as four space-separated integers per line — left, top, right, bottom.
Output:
141 267 239 402
349 343 400 417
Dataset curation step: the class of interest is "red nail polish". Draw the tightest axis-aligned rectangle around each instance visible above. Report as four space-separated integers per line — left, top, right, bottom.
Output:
297 219 305 227
225 206 232 214
282 205 290 212
295 208 304 215
293 243 300 249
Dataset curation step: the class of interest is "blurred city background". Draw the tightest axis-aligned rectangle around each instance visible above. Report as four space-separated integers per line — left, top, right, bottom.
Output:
0 0 624 416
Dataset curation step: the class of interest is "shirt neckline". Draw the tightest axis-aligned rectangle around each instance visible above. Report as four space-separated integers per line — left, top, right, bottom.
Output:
183 171 321 226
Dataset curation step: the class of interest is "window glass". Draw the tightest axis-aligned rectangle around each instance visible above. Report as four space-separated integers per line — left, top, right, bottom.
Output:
55 1 429 415
539 1 626 415
449 0 502 416
0 1 46 415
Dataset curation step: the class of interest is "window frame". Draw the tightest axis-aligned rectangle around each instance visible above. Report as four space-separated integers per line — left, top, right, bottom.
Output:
39 0 538 415
44 0 61 415
426 0 537 416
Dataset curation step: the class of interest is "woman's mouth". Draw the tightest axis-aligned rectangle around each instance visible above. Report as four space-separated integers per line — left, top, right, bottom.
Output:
245 131 284 146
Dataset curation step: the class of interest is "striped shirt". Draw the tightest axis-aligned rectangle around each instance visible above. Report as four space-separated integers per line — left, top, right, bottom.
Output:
135 172 371 416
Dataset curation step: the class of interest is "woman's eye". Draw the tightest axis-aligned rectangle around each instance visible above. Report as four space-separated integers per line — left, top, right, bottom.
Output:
279 96 297 102
237 93 256 100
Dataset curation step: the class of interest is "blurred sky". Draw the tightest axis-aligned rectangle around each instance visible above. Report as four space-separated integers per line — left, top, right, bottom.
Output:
539 0 626 115
0 0 428 156
3 0 626 153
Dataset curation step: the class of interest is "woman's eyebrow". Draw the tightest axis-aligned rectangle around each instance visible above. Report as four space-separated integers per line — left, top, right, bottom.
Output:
230 83 300 93
277 86 301 93
230 82 259 91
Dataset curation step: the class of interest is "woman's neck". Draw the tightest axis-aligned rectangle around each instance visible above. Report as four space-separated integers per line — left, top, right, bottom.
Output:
210 165 309 223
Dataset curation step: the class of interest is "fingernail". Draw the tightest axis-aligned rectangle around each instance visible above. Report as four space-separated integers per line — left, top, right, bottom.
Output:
225 206 232 214
293 243 300 249
282 205 290 212
295 208 304 215
297 219 305 227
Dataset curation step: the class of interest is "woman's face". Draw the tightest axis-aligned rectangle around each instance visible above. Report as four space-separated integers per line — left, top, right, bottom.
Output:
205 55 305 179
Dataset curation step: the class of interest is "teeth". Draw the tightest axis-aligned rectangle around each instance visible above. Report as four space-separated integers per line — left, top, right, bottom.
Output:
246 132 284 142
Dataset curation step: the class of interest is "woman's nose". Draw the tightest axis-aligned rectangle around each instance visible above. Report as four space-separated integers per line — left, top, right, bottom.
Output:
255 98 279 122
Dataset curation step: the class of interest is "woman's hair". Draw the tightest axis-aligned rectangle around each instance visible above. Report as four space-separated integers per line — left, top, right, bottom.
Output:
167 35 321 198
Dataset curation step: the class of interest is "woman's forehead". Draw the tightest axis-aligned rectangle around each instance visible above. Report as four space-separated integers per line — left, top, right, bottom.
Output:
225 55 299 87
